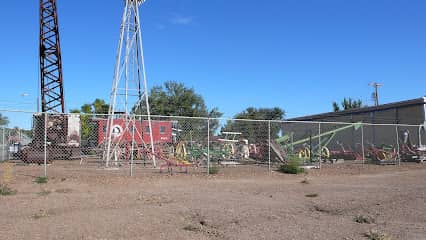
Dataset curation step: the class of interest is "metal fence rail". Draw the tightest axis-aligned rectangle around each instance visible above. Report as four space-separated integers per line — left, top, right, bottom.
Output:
0 109 425 177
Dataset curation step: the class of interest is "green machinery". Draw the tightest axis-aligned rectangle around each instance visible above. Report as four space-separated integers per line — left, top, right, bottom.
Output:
175 132 242 164
273 122 362 162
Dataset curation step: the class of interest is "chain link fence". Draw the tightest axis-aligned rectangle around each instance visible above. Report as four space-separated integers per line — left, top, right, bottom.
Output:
1 127 6 162
0 109 425 177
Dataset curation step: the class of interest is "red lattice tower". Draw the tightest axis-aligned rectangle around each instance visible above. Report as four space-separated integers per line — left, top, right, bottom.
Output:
39 0 65 113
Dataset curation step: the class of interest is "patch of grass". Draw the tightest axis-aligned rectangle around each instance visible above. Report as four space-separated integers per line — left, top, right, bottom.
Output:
313 205 342 215
364 230 391 240
208 166 219 175
305 193 319 198
38 189 51 196
301 178 310 184
35 176 48 184
183 224 199 232
55 188 72 194
354 215 376 224
0 184 17 196
314 205 329 213
32 210 49 220
278 157 305 174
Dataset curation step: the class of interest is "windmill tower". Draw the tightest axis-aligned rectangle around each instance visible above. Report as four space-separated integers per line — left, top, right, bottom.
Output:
104 0 156 168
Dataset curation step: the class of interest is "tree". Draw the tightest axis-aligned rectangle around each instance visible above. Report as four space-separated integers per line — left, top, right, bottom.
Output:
138 81 215 117
71 99 109 115
70 99 110 143
137 81 223 140
332 98 363 112
0 113 9 126
222 107 285 143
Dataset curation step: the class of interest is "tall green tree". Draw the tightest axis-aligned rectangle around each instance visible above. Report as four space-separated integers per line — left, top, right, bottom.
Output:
0 113 9 126
333 97 363 112
70 99 110 143
222 107 285 143
138 81 213 117
71 99 109 115
136 81 223 140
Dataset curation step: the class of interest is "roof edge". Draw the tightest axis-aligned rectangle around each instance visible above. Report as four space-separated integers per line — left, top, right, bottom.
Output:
289 97 426 121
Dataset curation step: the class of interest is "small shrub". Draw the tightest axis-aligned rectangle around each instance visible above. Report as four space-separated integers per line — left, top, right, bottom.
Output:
305 193 319 198
354 215 375 224
183 224 199 232
38 189 51 196
364 230 391 240
55 188 72 194
314 205 330 213
301 177 310 184
208 166 219 175
0 184 17 196
313 205 341 215
35 176 48 184
278 157 304 174
32 210 49 220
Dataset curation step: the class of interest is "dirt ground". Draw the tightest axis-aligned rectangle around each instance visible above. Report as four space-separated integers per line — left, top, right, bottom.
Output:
0 161 425 240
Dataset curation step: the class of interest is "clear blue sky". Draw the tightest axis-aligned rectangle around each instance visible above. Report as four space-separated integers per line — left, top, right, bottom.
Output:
0 0 425 128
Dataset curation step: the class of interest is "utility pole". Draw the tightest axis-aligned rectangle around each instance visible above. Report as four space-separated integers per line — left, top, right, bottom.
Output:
370 82 383 107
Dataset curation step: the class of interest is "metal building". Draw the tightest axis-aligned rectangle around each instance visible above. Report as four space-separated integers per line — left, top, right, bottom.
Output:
285 97 426 153
289 97 426 125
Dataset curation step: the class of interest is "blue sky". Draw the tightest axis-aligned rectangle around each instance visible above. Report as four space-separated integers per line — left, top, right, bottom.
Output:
0 0 425 128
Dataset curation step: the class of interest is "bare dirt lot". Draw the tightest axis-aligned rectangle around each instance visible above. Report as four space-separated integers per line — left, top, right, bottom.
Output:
1 162 425 240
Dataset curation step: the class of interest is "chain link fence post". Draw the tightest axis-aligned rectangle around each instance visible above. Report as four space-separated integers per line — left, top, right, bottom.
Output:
268 120 271 173
361 123 365 166
130 114 136 177
207 118 210 175
1 126 5 162
396 124 401 166
44 112 48 177
318 122 322 169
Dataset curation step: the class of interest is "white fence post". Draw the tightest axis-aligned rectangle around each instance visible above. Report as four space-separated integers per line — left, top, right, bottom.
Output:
395 124 401 165
130 115 136 177
318 123 321 169
361 123 365 165
44 113 48 177
207 118 210 175
268 120 271 173
1 127 4 161
1 127 6 161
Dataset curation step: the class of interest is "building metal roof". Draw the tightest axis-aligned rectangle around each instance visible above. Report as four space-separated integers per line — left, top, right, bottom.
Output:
288 97 426 121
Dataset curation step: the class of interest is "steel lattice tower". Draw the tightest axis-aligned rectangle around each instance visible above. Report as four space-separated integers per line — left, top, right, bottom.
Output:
39 0 65 113
104 0 156 168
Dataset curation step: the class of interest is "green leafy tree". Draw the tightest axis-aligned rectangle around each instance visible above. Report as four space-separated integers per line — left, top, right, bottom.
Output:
138 81 212 117
72 99 109 115
70 99 110 143
332 102 340 112
333 98 363 112
0 113 9 126
222 107 285 143
136 81 223 141
92 99 110 114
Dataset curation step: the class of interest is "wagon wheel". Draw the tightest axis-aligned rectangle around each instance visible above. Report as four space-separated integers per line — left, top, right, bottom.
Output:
298 147 310 159
222 143 235 159
175 142 187 160
321 146 330 159
376 150 388 161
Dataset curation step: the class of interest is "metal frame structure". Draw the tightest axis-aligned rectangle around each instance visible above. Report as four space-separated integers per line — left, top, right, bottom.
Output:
39 0 65 113
104 0 156 168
